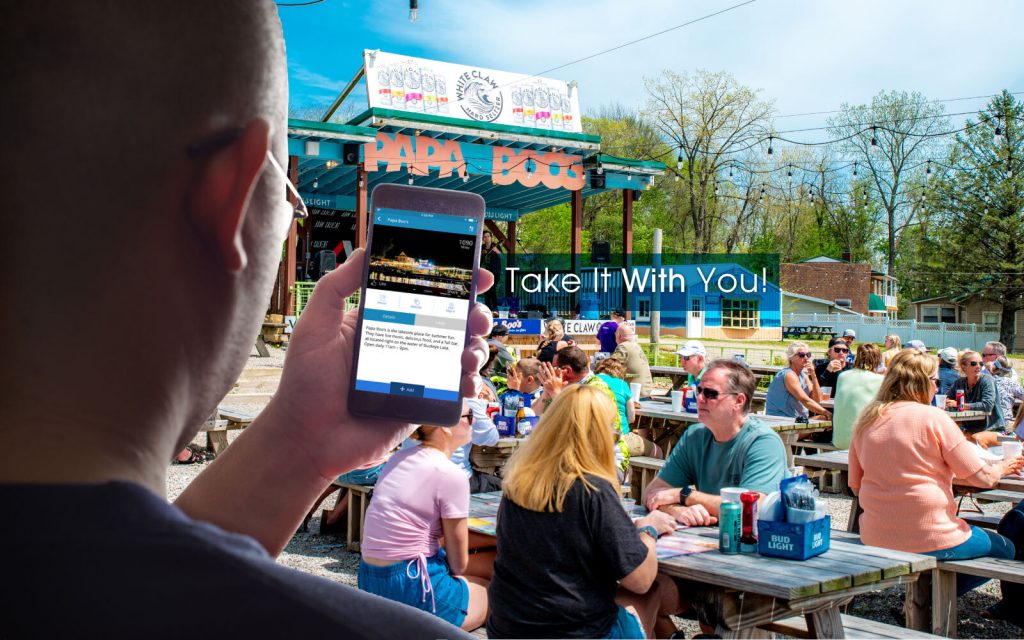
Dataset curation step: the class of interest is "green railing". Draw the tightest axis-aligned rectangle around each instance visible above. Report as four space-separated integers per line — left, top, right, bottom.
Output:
293 281 360 318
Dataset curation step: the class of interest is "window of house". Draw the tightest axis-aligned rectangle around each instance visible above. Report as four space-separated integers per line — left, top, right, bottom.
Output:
922 305 956 323
983 311 1000 332
636 297 651 321
722 298 759 328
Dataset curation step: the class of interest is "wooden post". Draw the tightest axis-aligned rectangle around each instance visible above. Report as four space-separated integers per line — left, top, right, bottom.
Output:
905 572 931 633
622 189 634 318
355 166 368 249
506 220 517 299
284 156 299 317
571 189 583 313
931 569 957 637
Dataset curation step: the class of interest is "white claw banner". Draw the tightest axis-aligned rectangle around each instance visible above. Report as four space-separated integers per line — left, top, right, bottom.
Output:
363 50 583 133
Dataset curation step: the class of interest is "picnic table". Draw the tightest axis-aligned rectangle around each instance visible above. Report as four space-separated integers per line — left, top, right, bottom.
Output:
794 449 1024 532
783 324 837 340
469 437 524 477
466 491 937 638
650 364 782 391
635 400 831 465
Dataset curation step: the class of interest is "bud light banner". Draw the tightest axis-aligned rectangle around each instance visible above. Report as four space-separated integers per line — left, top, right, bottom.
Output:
364 50 583 133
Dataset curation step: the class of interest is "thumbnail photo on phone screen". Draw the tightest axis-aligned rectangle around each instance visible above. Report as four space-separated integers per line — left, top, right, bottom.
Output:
354 208 478 401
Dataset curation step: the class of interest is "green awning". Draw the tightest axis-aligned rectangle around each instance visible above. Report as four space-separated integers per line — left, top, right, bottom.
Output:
868 293 887 311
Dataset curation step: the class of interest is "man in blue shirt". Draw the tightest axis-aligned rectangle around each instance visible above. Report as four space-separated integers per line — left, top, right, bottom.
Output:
937 347 960 395
642 361 788 526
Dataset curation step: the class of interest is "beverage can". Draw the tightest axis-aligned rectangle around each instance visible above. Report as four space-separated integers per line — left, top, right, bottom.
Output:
740 491 760 549
733 353 745 363
956 390 965 412
719 503 742 554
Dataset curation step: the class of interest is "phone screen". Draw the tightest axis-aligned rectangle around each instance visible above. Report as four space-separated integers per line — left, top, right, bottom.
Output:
353 207 479 402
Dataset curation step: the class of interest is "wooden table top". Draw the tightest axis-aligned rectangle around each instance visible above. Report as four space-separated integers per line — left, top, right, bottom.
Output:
651 364 782 378
636 400 831 433
467 491 933 602
794 449 1024 493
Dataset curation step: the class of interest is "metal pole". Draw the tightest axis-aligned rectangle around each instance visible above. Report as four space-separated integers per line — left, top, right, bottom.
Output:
651 228 662 347
321 67 366 123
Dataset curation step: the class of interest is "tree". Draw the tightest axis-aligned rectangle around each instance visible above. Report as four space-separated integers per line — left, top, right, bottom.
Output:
644 70 774 253
931 91 1024 349
827 91 950 275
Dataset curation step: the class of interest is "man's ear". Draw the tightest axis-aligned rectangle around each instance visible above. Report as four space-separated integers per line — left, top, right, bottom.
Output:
188 118 271 272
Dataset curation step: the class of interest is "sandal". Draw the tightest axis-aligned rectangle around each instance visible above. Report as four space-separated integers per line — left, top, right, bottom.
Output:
173 448 203 465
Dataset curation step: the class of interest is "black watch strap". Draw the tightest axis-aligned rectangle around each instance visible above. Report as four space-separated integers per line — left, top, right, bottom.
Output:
679 486 692 506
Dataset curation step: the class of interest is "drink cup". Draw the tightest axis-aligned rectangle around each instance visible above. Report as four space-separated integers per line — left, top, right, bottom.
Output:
629 382 642 403
935 394 947 410
670 390 683 412
820 386 832 401
1004 440 1023 461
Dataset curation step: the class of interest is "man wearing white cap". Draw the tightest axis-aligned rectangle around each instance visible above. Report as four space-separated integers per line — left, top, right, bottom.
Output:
841 330 856 365
937 347 960 395
675 340 708 389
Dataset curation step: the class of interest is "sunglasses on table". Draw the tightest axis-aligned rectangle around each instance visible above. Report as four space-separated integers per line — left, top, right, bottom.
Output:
695 386 736 401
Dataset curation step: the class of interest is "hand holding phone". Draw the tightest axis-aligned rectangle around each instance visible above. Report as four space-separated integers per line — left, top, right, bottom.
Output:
262 247 495 481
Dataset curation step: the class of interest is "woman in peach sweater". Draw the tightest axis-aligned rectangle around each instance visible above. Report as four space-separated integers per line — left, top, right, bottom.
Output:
849 349 1024 600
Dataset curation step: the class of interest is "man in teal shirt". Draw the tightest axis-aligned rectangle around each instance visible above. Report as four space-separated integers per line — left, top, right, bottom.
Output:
642 360 787 526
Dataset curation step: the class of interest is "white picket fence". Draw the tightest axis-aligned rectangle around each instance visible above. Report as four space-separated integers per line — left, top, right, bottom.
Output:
782 314 999 351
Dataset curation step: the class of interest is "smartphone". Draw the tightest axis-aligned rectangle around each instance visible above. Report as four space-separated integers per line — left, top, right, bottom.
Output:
348 184 485 426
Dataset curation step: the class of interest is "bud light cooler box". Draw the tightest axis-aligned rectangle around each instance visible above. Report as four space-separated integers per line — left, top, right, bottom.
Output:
757 515 831 560
493 415 517 437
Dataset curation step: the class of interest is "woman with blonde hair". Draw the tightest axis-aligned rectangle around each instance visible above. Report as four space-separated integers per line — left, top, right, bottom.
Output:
849 349 1024 601
831 343 884 449
536 318 573 363
947 350 1003 432
486 385 678 639
881 334 902 371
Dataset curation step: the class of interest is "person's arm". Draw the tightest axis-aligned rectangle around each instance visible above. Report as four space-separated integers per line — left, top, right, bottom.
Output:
175 251 494 557
784 370 829 416
848 441 862 496
619 512 674 593
627 398 637 424
961 457 1024 488
468 399 499 447
441 517 471 576
643 469 716 525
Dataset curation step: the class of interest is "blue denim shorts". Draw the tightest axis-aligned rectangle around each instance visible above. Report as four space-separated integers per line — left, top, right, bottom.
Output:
606 605 644 639
357 547 469 627
337 462 385 486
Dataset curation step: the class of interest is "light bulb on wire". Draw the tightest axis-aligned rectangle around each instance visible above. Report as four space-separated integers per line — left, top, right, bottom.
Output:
313 176 319 189
676 150 683 171
853 161 858 177
409 0 419 22
767 136 774 157
870 126 878 149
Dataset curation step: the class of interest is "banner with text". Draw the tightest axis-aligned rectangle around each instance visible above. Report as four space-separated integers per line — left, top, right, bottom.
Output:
364 50 582 133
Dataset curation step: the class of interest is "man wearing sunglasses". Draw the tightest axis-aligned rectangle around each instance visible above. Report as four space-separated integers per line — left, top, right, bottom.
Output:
641 362 787 526
815 337 853 394
0 4 485 637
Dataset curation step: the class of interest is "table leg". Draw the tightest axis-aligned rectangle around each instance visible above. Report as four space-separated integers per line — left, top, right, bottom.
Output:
845 494 861 533
778 431 797 468
931 569 957 638
806 605 845 638
905 571 931 632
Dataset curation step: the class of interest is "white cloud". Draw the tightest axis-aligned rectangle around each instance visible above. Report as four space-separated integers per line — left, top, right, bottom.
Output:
289 62 348 92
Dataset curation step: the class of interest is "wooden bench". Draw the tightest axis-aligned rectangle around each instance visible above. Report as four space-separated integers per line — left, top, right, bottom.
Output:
301 481 374 552
972 489 1024 504
791 442 842 493
197 407 257 454
932 556 1024 636
628 456 665 501
761 613 944 639
960 513 1002 529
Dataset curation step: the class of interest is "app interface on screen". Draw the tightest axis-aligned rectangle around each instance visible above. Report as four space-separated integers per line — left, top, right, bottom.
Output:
355 208 478 401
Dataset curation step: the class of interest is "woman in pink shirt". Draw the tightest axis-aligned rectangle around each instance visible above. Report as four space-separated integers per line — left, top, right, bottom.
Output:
850 349 1024 601
357 405 490 630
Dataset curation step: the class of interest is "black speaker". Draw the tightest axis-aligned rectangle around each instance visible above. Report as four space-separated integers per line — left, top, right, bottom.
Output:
633 190 642 203
315 250 337 279
342 143 360 165
591 241 611 263
589 172 606 189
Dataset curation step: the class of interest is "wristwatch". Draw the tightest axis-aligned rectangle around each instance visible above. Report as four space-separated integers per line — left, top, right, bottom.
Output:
637 525 659 540
679 486 693 506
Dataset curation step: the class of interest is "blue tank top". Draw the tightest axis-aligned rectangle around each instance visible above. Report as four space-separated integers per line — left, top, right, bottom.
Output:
765 368 810 418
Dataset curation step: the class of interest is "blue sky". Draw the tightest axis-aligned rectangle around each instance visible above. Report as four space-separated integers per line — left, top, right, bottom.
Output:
280 0 1024 140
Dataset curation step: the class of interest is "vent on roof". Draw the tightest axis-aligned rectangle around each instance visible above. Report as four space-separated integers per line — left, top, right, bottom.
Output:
834 299 852 307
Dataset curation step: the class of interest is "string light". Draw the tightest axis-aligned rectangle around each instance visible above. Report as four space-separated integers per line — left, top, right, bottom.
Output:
853 161 858 177
676 150 683 171
596 161 604 175
870 126 878 148
312 177 319 189
926 160 932 181
729 166 734 178
767 136 774 157
525 158 535 178
409 0 418 22
994 113 1003 143
714 181 720 196
408 172 414 185
462 172 470 183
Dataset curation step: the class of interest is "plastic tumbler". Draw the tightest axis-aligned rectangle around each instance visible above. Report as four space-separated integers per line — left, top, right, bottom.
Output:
670 390 683 412
629 383 642 402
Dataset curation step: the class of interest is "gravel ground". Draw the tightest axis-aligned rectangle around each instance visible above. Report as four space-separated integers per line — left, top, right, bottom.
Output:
165 347 1022 638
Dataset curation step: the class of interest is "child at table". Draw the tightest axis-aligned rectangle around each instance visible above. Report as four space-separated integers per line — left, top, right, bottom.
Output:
358 403 491 631
486 385 678 639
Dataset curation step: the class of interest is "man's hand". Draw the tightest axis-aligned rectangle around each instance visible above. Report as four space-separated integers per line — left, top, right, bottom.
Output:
538 361 566 398
672 504 717 527
645 487 682 511
827 359 843 373
1001 455 1024 477
506 366 523 392
266 249 495 479
635 511 677 537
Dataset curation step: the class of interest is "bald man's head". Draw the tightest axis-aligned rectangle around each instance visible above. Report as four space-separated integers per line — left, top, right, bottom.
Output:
0 2 291 460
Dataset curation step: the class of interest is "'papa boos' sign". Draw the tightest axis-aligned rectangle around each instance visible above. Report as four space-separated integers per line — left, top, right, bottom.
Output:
364 50 582 133
363 132 585 191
